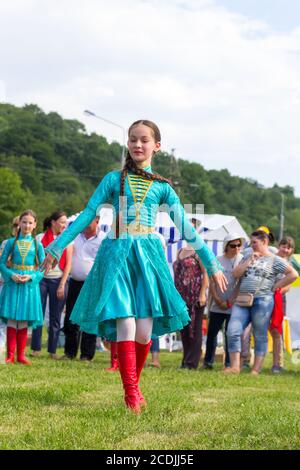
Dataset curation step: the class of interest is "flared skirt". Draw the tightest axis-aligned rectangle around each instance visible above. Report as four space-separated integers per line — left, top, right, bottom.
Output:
0 274 44 329
70 236 190 340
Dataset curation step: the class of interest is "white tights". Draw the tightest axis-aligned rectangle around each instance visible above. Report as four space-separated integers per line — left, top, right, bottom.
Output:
116 317 153 344
7 320 28 329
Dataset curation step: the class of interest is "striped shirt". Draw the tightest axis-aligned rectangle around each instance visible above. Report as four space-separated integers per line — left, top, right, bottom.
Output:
239 255 288 297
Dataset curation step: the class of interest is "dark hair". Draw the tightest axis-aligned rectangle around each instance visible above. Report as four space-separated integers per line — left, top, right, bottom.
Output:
254 225 275 244
251 230 273 244
43 211 67 231
117 120 172 237
8 209 40 268
268 232 275 244
279 236 295 252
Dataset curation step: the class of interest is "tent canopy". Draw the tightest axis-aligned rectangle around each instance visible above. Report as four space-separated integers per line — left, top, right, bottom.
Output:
95 208 249 240
69 208 249 258
156 212 249 241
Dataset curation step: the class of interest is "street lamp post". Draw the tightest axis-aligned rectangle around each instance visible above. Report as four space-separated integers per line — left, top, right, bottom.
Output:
84 110 126 167
279 192 285 240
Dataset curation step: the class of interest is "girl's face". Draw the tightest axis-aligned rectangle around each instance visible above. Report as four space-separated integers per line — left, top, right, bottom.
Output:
278 243 293 259
52 216 67 235
128 124 161 168
20 215 36 235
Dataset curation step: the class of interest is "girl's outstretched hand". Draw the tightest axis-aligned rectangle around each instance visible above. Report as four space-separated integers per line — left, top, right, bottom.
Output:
211 270 228 293
40 253 57 275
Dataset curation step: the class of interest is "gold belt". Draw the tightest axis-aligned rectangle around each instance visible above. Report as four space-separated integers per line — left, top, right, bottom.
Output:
121 221 155 235
12 264 36 271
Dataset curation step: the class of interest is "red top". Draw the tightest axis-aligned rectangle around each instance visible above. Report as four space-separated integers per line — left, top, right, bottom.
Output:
41 228 67 271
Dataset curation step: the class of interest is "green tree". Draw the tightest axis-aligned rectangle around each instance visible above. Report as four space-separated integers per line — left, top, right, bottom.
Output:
0 154 43 193
1 102 300 250
0 168 29 239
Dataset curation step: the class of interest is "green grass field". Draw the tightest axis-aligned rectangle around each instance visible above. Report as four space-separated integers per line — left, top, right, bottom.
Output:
0 348 300 450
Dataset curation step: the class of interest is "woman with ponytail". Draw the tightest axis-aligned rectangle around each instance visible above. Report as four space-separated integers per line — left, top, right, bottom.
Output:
42 119 227 413
0 210 44 365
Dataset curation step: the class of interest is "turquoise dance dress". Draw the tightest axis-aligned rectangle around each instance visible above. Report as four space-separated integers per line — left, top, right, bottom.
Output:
0 234 45 328
47 166 221 340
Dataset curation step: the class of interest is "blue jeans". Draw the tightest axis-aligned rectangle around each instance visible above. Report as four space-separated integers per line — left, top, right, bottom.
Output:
31 278 67 354
150 337 160 353
227 295 274 356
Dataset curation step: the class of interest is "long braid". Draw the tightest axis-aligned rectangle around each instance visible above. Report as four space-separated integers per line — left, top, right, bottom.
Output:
116 168 128 238
32 228 39 268
7 228 21 267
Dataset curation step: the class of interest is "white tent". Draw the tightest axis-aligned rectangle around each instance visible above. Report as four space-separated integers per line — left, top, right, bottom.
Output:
154 211 249 262
156 211 248 238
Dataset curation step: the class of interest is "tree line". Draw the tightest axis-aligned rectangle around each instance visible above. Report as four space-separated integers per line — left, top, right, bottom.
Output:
0 103 299 249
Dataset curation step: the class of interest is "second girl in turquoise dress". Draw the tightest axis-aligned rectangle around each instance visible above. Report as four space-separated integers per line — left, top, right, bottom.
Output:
0 210 44 365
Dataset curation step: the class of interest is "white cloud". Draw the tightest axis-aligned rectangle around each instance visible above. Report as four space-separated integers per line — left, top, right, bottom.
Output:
1 0 300 194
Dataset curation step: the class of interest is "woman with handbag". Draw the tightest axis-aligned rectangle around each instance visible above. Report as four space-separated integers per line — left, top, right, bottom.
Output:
225 230 297 375
239 225 277 369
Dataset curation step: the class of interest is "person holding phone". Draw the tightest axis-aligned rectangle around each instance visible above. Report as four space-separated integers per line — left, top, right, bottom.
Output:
203 233 244 370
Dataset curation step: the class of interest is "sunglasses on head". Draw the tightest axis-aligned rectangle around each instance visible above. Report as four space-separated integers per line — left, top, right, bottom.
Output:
228 243 242 249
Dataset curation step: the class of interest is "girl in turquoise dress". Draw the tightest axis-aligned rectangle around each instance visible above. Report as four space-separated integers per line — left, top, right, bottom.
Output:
42 120 227 413
0 210 45 365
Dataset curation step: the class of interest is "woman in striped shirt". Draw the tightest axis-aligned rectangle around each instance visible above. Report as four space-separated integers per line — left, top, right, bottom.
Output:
225 230 297 375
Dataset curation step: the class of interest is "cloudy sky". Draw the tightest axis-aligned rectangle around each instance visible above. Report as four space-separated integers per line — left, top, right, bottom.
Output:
1 0 300 194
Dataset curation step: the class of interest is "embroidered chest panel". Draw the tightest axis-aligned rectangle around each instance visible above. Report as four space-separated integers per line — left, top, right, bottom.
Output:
16 240 33 265
127 174 153 208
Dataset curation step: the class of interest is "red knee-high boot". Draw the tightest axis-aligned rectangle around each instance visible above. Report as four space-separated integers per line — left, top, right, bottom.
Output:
135 340 152 406
117 341 141 413
17 328 31 365
6 327 17 364
106 341 119 372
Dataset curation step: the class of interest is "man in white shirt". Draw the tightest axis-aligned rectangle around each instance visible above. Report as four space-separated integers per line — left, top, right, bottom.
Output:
61 216 105 361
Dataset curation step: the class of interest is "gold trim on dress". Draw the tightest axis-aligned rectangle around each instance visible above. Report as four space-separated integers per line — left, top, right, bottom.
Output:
16 240 33 266
127 174 153 227
11 264 36 271
121 222 155 236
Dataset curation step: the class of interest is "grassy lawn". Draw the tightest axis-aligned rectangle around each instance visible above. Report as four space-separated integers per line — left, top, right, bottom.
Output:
0 348 300 450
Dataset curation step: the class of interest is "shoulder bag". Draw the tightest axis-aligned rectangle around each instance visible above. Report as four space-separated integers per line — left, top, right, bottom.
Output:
235 256 275 307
